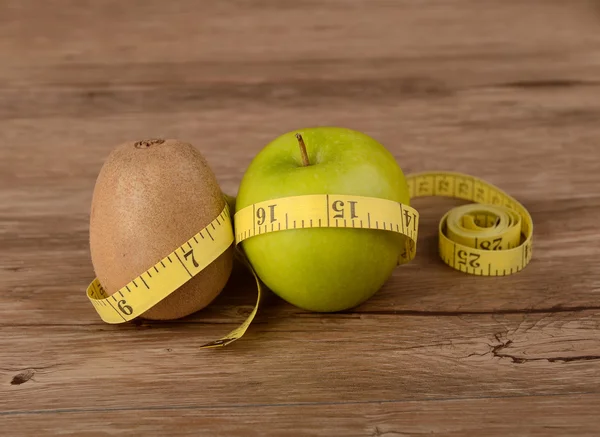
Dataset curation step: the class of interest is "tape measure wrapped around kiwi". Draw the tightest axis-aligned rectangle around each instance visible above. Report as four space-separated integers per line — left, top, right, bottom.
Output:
88 139 234 321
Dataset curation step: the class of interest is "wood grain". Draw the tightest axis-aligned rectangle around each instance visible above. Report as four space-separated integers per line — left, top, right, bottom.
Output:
4 394 600 437
1 0 600 435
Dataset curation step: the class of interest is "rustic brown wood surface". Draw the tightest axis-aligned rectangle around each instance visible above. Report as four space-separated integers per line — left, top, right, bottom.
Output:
2 1 600 435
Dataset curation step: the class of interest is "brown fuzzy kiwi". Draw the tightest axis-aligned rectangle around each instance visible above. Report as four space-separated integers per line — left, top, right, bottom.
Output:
89 138 233 320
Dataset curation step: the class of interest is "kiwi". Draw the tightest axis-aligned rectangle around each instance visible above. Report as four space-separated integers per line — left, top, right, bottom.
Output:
89 138 233 320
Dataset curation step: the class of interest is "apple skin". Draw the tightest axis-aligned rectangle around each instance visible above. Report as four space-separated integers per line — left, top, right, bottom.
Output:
236 127 410 312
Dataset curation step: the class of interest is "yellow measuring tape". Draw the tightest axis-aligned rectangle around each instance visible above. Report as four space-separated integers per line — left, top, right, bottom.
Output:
234 194 420 265
86 171 533 348
406 171 533 275
86 202 262 348
86 204 234 324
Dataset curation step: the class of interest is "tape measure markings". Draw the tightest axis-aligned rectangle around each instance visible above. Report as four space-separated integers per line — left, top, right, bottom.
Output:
234 194 420 265
86 203 234 324
235 172 532 277
86 170 533 348
407 171 533 275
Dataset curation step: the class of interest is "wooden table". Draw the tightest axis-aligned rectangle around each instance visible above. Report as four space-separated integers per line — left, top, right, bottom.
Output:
2 1 600 435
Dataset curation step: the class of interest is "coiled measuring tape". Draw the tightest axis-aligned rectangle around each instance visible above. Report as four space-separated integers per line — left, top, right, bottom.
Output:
407 171 533 275
86 171 533 348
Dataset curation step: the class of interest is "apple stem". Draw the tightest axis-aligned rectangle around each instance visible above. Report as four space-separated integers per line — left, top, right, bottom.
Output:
295 133 311 167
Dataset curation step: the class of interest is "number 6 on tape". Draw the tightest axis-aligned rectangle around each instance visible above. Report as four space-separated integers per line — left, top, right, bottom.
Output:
86 204 235 324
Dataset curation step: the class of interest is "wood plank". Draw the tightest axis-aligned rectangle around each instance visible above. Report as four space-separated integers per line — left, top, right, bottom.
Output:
1 0 598 69
2 311 599 412
1 1 599 121
3 393 600 436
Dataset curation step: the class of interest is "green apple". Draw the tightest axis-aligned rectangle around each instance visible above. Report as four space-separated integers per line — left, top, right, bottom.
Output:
235 127 410 312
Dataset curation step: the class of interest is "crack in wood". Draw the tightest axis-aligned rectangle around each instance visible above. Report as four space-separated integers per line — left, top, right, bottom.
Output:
371 426 411 437
496 79 600 89
490 333 600 364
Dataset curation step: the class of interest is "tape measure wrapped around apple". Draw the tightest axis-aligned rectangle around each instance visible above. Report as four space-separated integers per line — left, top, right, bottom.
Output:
86 129 533 349
232 127 533 316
